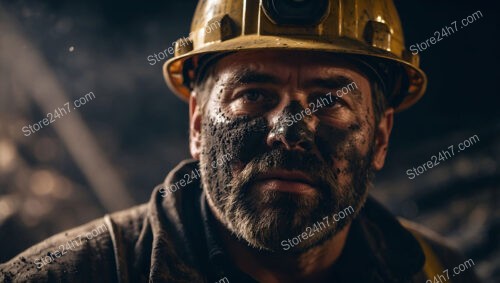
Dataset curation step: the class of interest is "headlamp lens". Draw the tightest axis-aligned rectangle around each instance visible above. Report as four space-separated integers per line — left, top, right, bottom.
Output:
263 0 329 26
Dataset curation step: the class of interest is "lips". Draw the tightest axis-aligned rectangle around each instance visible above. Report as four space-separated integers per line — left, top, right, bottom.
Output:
253 169 318 194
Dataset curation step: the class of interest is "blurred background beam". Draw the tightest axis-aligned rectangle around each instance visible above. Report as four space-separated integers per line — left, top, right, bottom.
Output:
0 6 134 212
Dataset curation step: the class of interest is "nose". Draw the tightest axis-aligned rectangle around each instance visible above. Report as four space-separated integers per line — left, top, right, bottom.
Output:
266 101 314 151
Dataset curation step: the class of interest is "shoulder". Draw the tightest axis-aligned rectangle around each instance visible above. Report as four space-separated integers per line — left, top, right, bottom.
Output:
0 204 149 283
399 218 481 283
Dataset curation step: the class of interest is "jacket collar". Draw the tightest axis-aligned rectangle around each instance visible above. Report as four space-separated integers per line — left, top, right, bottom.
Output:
347 197 425 282
151 159 425 282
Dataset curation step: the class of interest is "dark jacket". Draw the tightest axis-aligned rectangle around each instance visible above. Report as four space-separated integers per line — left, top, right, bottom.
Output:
0 160 480 283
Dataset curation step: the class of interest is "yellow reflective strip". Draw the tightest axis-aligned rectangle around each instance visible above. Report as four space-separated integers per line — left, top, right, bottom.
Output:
412 232 449 282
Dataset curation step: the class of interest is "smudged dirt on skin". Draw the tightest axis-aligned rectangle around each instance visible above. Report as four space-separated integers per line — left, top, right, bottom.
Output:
314 96 375 193
270 101 314 150
200 97 375 202
198 100 377 250
200 114 268 203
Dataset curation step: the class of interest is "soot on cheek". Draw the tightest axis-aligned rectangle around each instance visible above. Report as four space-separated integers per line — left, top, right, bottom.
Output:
315 121 366 170
315 121 375 196
202 115 269 167
316 124 349 161
200 114 269 204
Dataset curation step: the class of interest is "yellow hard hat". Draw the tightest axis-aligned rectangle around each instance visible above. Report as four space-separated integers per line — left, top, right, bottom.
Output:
163 0 427 111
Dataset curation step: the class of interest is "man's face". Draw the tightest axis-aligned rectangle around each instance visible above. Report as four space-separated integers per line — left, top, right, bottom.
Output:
190 50 392 252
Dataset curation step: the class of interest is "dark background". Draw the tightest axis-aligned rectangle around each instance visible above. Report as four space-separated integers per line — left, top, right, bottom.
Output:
0 0 498 282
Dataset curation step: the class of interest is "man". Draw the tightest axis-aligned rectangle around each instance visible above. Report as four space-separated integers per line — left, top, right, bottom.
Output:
0 0 481 282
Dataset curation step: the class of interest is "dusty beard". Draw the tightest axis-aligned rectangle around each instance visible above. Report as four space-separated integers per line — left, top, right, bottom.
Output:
199 115 375 253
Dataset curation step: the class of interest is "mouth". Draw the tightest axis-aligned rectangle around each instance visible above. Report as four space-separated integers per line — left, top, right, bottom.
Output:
253 169 318 195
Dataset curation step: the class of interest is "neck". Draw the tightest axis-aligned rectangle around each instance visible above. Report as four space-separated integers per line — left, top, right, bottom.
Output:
213 212 351 283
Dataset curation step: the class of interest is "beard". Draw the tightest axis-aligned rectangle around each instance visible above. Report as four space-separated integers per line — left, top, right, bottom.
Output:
199 116 375 253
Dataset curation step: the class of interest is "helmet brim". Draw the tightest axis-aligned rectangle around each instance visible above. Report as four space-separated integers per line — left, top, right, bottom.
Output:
164 35 427 112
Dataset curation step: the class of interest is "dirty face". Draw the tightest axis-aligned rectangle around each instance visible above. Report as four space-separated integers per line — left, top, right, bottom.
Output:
190 50 393 252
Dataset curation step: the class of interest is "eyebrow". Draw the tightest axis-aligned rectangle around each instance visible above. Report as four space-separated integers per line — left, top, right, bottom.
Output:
225 71 362 100
303 76 362 100
302 76 353 89
230 70 283 85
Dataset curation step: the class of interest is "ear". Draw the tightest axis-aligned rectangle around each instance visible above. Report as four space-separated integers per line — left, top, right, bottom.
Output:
372 108 394 170
189 92 202 160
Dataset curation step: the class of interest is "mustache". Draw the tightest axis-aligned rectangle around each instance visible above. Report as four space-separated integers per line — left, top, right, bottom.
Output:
231 148 336 191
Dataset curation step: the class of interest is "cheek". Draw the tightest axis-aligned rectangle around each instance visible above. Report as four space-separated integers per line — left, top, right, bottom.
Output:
315 119 373 172
201 114 269 166
315 96 375 163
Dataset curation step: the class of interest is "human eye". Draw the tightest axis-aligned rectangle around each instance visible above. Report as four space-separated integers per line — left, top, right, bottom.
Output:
229 88 278 115
310 92 344 110
237 89 274 104
236 88 278 106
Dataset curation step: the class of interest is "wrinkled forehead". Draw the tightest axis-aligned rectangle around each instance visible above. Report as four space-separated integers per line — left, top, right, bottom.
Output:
212 50 370 83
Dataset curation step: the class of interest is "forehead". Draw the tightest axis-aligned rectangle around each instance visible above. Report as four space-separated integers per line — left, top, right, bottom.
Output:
205 50 373 110
212 50 369 82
